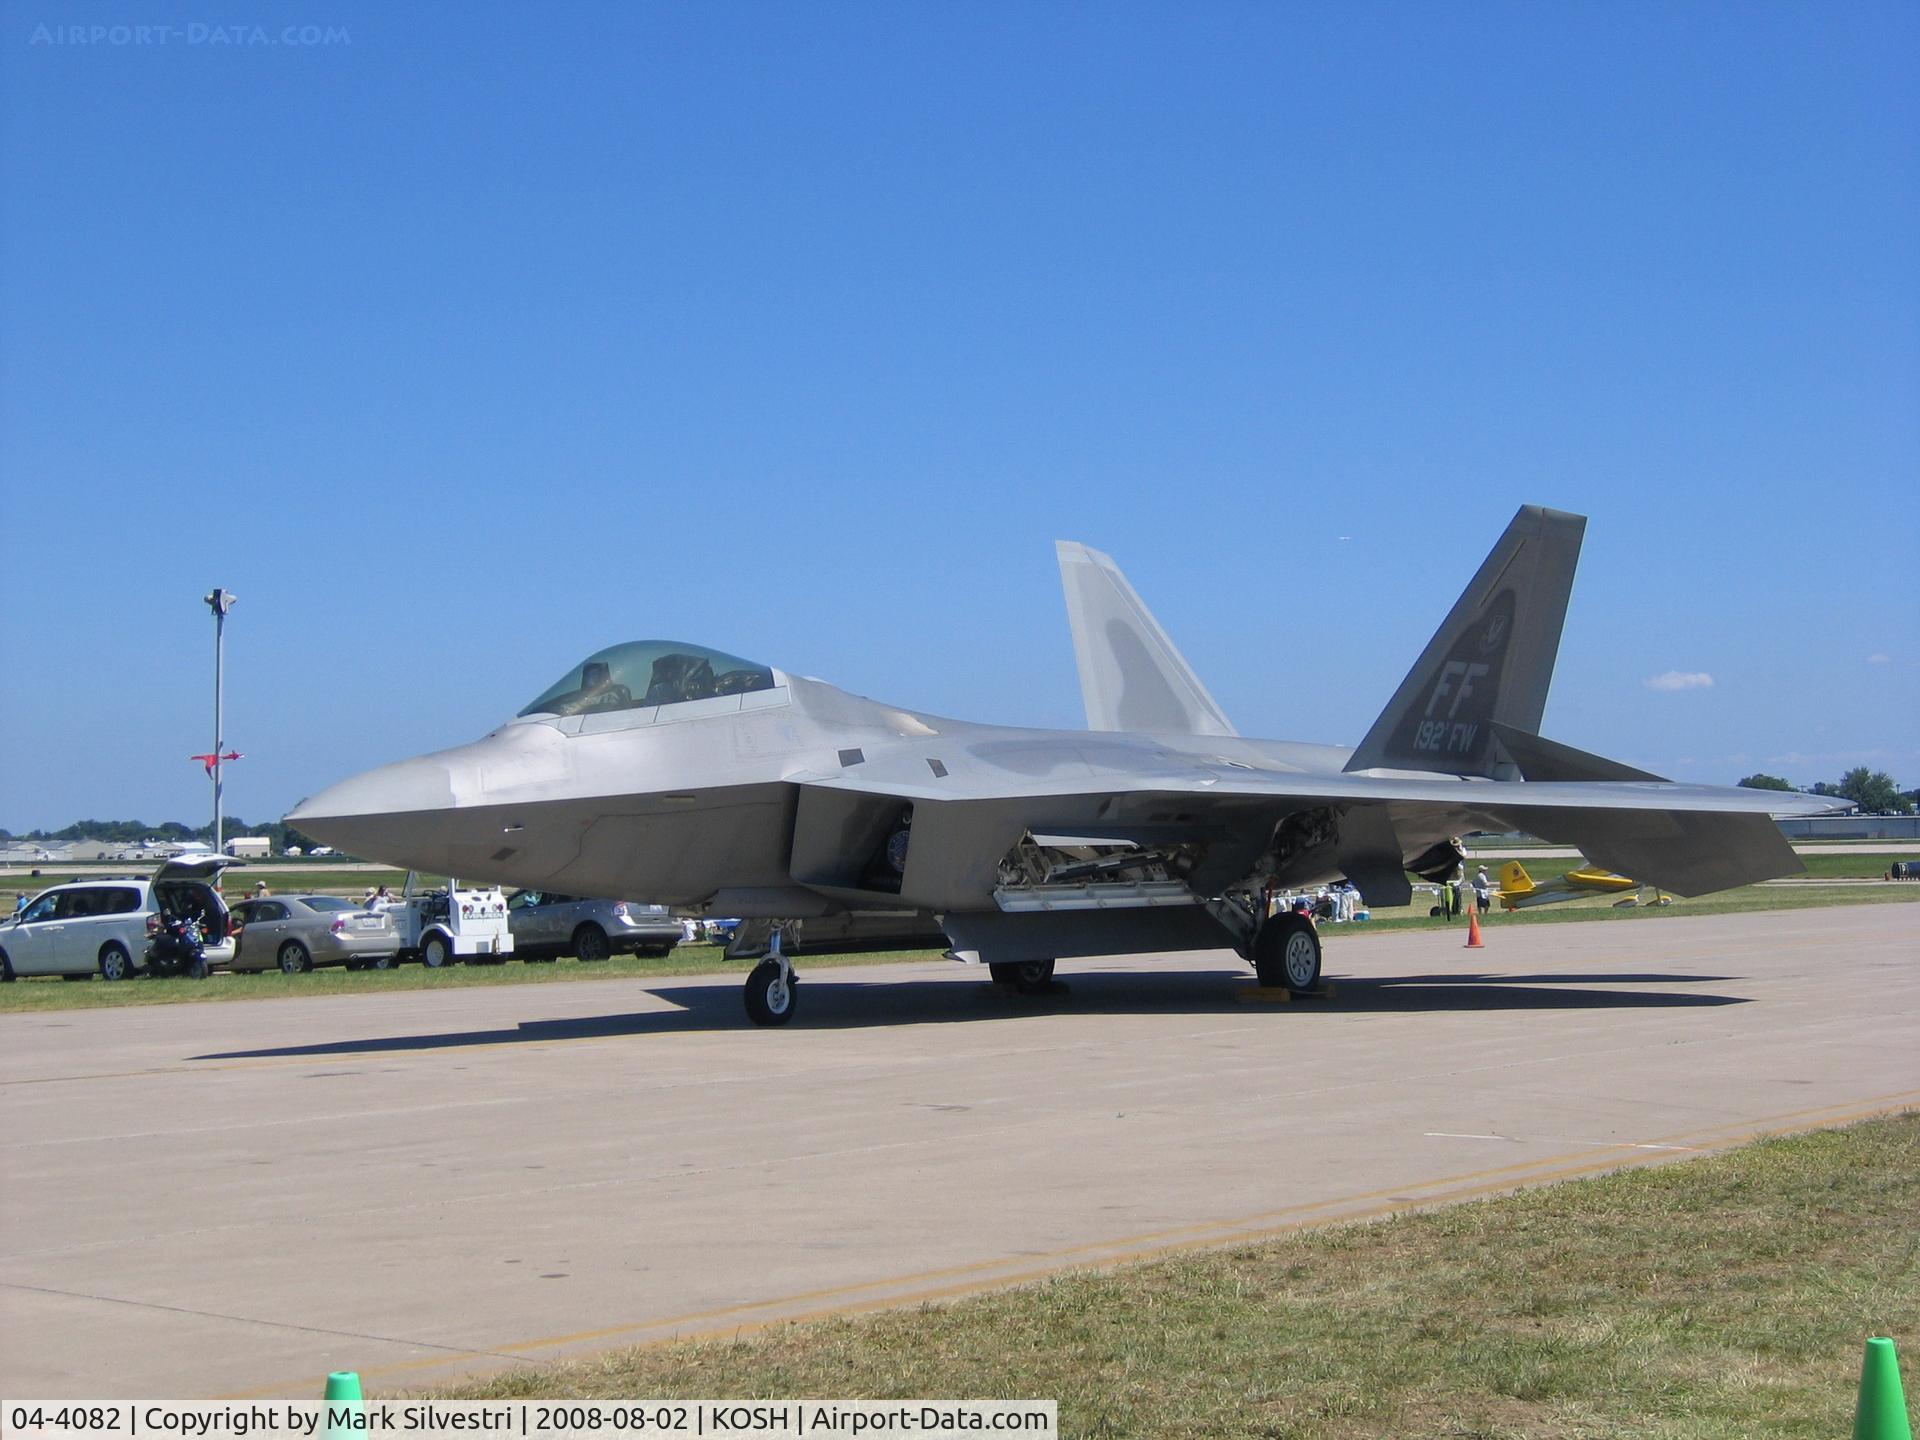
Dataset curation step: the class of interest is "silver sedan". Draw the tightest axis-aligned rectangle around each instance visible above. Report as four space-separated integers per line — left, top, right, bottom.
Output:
229 895 398 973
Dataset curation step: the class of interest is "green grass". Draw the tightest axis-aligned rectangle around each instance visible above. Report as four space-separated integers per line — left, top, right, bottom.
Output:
1786 851 1912 879
0 943 954 1012
1335 879 1919 938
435 1113 1920 1438
1464 852 1906 886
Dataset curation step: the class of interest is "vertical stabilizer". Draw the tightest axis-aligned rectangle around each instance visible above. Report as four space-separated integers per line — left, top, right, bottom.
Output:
1056 541 1237 736
1345 506 1586 776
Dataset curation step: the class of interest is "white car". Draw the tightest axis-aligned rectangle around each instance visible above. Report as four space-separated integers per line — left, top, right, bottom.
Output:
0 857 237 981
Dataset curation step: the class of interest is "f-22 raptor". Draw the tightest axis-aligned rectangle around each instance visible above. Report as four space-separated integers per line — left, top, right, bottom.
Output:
289 507 1835 1025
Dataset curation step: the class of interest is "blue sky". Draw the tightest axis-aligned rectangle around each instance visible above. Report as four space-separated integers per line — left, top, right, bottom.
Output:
2 1 1915 833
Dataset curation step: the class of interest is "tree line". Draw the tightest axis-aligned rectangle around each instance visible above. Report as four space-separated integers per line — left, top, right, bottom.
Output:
0 818 326 851
1737 767 1916 815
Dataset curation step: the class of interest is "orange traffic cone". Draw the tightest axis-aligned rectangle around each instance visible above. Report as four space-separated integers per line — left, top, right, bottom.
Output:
1465 907 1485 949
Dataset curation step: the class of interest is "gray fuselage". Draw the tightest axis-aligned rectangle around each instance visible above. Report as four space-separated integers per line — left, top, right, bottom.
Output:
287 671 1385 917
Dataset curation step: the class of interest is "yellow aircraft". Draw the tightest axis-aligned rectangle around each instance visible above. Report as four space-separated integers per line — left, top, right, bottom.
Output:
1496 859 1672 911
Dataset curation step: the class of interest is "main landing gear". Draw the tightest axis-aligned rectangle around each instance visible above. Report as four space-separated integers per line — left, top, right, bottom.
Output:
1252 911 1322 993
988 959 1056 993
743 927 798 1026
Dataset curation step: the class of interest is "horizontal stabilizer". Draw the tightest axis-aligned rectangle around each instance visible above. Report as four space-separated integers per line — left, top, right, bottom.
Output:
1490 723 1665 783
1576 811 1802 895
1056 541 1237 737
1485 806 1803 897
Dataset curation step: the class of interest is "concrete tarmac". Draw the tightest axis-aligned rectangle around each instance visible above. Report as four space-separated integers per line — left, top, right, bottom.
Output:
3 904 1915 1398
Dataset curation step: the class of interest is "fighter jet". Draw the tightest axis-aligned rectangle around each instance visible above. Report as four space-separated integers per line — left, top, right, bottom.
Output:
289 506 1838 1025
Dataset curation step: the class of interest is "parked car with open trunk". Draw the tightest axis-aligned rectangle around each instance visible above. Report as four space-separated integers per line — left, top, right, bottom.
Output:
0 856 236 981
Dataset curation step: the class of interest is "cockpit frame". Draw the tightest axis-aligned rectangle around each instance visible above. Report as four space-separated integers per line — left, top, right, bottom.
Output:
518 641 780 720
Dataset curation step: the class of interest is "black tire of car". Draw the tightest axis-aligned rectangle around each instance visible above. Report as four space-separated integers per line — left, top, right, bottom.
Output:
279 942 313 975
99 943 132 981
421 934 453 968
573 925 610 962
0 949 13 982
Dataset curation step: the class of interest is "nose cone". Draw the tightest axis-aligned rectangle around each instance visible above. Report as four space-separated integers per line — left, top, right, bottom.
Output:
286 754 460 866
290 724 578 874
291 755 457 821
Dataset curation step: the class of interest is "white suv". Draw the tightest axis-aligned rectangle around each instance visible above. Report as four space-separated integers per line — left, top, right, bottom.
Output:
0 857 237 981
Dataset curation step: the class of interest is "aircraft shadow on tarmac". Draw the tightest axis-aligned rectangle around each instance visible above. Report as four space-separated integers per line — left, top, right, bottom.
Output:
192 967 1749 1061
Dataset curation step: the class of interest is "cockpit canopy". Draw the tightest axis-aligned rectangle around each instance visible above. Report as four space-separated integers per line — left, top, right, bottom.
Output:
518 641 777 718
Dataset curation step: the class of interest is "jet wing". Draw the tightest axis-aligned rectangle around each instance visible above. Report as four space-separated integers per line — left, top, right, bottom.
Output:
798 755 1829 817
792 755 1832 910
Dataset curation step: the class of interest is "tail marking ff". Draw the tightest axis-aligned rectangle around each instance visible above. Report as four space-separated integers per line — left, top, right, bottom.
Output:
1346 505 1585 777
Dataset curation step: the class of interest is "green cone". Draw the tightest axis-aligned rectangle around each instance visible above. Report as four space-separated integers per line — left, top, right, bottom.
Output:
1856 1338 1912 1440
323 1371 364 1440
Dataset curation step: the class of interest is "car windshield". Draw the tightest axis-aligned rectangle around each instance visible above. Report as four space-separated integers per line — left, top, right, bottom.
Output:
518 640 776 718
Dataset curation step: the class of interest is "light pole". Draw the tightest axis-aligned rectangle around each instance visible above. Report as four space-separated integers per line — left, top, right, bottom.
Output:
204 589 237 853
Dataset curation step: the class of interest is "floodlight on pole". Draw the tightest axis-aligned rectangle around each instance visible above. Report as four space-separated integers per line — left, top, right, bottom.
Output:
204 589 237 853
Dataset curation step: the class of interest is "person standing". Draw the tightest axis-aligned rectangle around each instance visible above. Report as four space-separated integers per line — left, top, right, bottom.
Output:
1474 865 1492 914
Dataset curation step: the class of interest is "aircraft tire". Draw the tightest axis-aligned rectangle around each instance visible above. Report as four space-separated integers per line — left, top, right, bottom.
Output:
1253 913 1321 992
989 959 1055 991
744 960 797 1026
